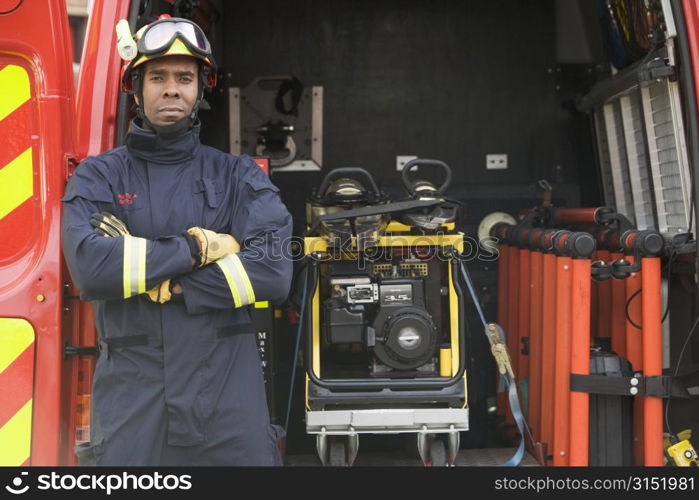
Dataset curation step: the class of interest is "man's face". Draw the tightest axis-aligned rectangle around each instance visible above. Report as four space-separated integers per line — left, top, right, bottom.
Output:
138 56 199 127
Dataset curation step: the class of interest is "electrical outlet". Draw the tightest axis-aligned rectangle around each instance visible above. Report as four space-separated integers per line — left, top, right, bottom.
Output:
396 155 418 171
486 154 508 170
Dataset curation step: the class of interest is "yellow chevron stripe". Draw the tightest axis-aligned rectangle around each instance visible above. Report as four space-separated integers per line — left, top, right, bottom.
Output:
0 318 35 373
0 147 33 220
0 64 30 121
0 399 32 466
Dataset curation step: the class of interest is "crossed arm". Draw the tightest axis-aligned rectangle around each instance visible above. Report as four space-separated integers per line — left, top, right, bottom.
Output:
61 195 292 313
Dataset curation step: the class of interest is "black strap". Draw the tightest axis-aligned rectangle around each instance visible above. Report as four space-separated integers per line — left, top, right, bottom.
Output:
274 77 304 116
570 373 692 399
306 199 442 235
103 334 149 349
645 375 692 399
63 344 99 357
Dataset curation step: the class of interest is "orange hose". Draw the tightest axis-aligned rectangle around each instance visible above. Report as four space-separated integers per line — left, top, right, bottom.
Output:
569 258 591 466
610 252 627 357
496 245 510 419
553 256 572 466
541 253 557 463
518 249 531 380
624 256 644 465
529 251 544 440
596 250 612 340
551 207 600 225
506 248 520 428
625 256 643 371
634 397 645 466
641 257 663 466
498 245 510 331
590 255 599 339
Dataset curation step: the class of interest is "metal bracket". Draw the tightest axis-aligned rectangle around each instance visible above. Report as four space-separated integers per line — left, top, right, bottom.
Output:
644 375 691 399
520 336 529 356
63 282 80 305
316 428 327 466
315 426 359 466
447 424 460 467
63 342 99 358
416 425 461 467
347 430 359 467
417 426 429 465
638 57 676 83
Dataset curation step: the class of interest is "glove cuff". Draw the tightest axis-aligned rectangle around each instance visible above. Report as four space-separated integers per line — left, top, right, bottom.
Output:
182 231 202 267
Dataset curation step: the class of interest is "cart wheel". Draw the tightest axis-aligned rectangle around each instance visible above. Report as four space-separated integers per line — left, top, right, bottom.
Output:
329 441 348 466
428 440 447 467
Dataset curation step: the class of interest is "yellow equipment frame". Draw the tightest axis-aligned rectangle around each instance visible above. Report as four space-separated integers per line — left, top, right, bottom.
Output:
303 231 467 410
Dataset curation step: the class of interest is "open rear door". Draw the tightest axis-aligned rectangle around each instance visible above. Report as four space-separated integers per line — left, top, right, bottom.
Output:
0 0 129 465
64 0 130 466
0 0 76 466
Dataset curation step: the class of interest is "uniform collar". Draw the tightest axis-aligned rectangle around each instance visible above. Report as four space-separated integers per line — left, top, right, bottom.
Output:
125 118 201 164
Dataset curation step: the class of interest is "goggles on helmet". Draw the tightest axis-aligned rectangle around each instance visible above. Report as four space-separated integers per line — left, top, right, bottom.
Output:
136 18 211 58
121 16 217 94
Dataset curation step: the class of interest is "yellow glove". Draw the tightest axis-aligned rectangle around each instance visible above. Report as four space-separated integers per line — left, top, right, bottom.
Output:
90 212 130 237
145 279 172 304
186 227 240 267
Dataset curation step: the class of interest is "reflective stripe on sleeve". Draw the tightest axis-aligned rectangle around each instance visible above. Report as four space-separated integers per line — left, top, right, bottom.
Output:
123 235 147 298
216 253 256 307
136 237 147 294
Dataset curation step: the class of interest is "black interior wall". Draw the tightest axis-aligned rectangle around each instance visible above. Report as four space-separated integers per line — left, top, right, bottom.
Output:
203 0 598 221
197 0 606 450
191 0 699 455
200 1 600 451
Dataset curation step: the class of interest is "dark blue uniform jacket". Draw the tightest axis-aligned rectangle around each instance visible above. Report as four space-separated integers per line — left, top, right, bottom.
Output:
61 121 292 465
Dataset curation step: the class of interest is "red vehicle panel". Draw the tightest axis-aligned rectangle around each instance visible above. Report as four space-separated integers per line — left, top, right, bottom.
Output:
0 0 126 465
0 0 75 465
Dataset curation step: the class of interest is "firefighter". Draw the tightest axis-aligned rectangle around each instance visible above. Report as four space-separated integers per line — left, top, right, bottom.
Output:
61 16 292 466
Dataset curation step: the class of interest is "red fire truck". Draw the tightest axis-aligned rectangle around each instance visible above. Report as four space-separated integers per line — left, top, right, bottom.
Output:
0 0 130 466
1 0 698 466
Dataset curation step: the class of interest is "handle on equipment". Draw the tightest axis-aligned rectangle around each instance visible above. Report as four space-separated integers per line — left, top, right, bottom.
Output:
316 167 382 201
401 158 452 195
